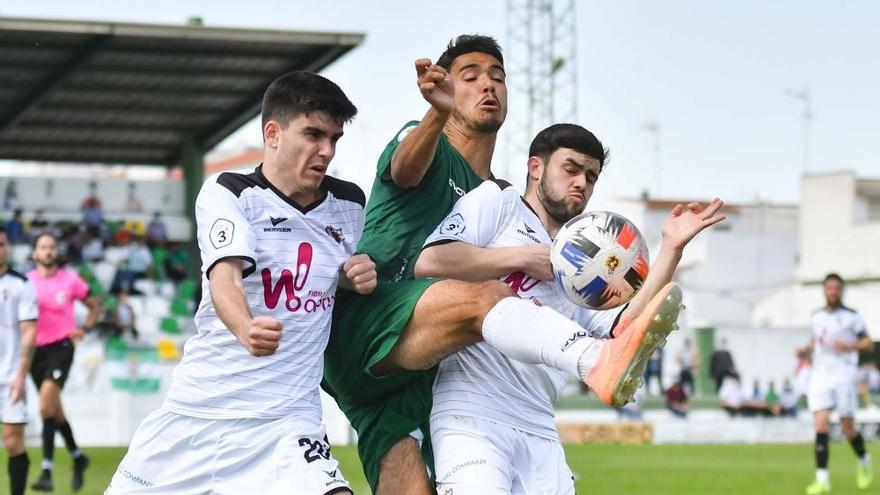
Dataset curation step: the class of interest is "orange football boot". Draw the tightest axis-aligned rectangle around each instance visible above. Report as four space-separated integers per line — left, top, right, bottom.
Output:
586 282 683 406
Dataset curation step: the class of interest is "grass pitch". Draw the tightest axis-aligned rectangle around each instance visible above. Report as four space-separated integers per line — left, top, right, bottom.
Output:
0 443 876 494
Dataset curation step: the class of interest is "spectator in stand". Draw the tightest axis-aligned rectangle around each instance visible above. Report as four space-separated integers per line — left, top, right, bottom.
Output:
644 348 664 396
80 232 104 264
710 337 738 392
80 182 103 237
666 378 690 418
110 261 138 296
124 183 143 213
765 381 782 416
164 242 190 283
719 374 745 416
113 221 132 246
677 337 702 396
779 379 799 417
5 209 26 245
3 180 20 211
28 210 50 239
106 290 138 341
125 236 151 280
751 379 763 401
145 211 167 248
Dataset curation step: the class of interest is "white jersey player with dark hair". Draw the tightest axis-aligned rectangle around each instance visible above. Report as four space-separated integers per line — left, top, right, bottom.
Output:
0 228 38 495
107 71 376 495
802 273 874 494
416 123 725 494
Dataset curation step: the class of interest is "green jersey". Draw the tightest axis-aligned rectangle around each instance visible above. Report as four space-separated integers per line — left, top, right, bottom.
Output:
323 120 490 489
359 121 486 282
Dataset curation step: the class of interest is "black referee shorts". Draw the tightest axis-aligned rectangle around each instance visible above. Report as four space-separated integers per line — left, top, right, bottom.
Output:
30 338 75 389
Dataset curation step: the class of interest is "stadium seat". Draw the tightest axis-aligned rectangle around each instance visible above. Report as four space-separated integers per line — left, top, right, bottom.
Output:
178 280 198 299
159 316 180 335
134 279 157 296
104 247 126 266
144 296 168 317
170 297 190 316
93 261 116 291
157 339 180 360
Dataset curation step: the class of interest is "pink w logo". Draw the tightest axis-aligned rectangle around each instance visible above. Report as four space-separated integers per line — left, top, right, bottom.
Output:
502 271 540 295
261 243 313 312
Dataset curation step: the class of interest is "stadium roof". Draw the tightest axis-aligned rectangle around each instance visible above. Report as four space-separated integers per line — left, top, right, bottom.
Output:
0 17 364 166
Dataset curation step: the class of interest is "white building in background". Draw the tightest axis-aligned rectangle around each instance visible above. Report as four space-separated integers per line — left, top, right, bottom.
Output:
754 171 880 339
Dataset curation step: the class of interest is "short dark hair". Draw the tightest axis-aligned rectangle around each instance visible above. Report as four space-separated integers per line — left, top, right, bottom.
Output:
437 34 503 70
528 123 609 170
261 71 357 129
32 232 56 250
824 273 844 285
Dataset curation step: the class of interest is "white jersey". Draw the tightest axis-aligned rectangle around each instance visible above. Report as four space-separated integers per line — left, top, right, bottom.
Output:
165 166 364 422
0 268 38 384
423 180 621 440
810 306 867 384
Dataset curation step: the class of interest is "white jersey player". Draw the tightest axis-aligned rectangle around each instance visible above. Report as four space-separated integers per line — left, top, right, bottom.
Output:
108 72 376 495
0 228 38 495
416 123 725 494
802 273 873 494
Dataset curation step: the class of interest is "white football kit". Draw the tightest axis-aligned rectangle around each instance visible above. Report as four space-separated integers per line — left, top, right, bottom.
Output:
423 179 623 494
807 305 868 417
109 167 364 495
0 268 38 425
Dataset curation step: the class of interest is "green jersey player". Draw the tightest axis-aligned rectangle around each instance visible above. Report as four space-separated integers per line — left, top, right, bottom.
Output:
324 35 685 494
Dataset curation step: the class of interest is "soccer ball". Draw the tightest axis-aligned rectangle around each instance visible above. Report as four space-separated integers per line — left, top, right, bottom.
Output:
551 211 649 310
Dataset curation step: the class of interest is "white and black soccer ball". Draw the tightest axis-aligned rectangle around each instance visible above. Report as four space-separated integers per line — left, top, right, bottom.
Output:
551 211 649 310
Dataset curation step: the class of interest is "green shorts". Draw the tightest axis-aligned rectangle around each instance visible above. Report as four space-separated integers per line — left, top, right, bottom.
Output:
323 278 440 490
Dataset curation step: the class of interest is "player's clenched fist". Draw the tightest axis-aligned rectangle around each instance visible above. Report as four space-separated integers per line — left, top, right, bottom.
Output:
415 58 454 114
342 254 377 295
237 316 283 357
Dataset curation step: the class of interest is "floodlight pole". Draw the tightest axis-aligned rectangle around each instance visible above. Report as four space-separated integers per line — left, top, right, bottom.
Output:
505 0 578 181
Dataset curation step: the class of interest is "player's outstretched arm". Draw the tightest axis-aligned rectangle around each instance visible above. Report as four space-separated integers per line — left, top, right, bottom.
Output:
416 242 553 282
210 259 282 356
338 254 377 294
389 58 455 188
618 198 725 327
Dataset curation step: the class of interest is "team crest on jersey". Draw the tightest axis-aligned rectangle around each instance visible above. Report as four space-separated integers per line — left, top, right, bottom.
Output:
1 289 7 301
325 225 344 243
440 213 466 236
55 291 66 304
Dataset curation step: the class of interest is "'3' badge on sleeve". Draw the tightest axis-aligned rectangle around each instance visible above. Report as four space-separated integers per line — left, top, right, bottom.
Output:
210 219 234 249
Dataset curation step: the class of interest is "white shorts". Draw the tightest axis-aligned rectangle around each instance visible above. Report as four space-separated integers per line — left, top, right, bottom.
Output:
106 408 350 495
0 383 27 424
807 379 857 417
431 414 574 495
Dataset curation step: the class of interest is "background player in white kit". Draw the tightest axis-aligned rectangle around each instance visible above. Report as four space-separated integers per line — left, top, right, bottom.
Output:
107 71 376 494
416 123 725 493
0 227 38 495
801 273 874 494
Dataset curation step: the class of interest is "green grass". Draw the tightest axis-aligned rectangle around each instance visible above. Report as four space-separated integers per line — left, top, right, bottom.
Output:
0 443 877 494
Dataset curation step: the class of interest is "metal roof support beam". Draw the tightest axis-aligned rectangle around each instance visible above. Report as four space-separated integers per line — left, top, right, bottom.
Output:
0 33 110 132
181 136 204 279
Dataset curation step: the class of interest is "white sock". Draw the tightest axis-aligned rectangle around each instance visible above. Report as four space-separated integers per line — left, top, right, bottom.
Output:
41 459 53 470
816 468 829 484
481 297 603 378
859 453 871 466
